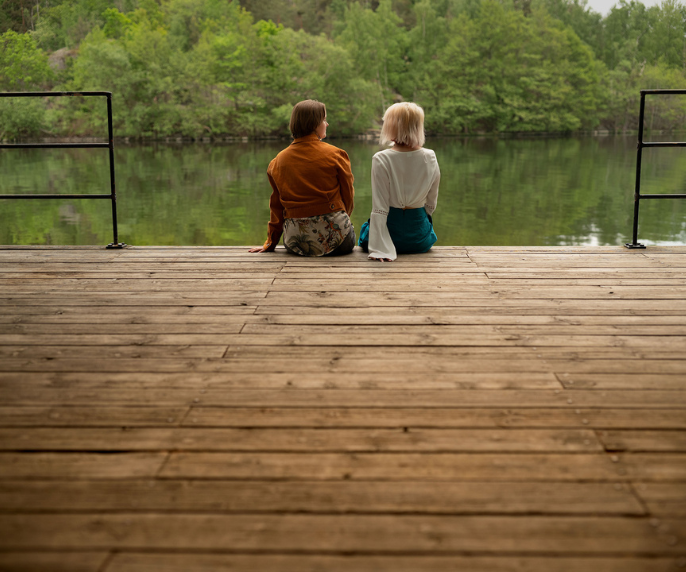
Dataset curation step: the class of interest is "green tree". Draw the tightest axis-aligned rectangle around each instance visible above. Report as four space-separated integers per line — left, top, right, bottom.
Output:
334 0 407 113
421 2 603 133
601 0 653 70
532 0 604 54
646 0 686 69
406 0 448 101
0 30 53 139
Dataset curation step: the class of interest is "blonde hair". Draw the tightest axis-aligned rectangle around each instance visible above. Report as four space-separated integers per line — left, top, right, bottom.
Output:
380 102 425 148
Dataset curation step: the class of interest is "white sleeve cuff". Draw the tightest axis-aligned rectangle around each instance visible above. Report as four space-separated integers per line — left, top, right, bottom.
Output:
368 212 397 261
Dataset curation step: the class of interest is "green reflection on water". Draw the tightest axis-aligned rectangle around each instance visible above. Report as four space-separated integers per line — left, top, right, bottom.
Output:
1 136 684 246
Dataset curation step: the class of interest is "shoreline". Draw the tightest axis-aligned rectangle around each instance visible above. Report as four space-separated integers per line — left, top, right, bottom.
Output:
0 129 659 145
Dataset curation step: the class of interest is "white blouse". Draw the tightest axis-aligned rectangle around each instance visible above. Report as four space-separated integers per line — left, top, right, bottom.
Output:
368 147 440 260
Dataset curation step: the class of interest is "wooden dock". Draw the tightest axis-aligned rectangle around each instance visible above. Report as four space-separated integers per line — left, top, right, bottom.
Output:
0 245 685 571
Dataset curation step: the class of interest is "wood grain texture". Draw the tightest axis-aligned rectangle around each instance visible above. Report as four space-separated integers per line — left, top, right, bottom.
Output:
0 552 107 572
0 427 603 452
0 245 684 569
2 514 684 553
104 555 685 572
0 480 643 514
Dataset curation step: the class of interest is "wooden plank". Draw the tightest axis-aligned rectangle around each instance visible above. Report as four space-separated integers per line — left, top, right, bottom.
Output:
181 407 686 430
0 252 122 259
5 357 686 375
619 453 686 480
0 480 642 514
0 334 242 345
1 263 285 273
104 554 683 572
0 252 285 261
0 296 266 306
0 406 189 426
279 265 685 273
486 272 686 279
269 271 488 279
0 453 166 479
635 483 686 517
483 279 686 286
160 452 621 480
1 388 683 408
0 314 259 324
469 260 667 268
6 387 686 408
252 301 686 314
26 282 684 295
1 406 681 429
0 372 561 390
0 428 602 453
8 311 684 329
0 345 227 358
257 289 686 303
0 305 258 316
598 430 686 452
0 271 280 279
2 514 682 553
0 324 245 334
0 357 564 373
3 286 273 295
559 374 686 390
283 252 470 262
163 452 686 482
241 323 686 336
267 280 686 290
2 333 683 348
249 314 686 326
466 252 658 258
644 253 686 259
465 246 686 253
268 281 496 291
0 278 274 289
223 345 684 361
0 552 107 572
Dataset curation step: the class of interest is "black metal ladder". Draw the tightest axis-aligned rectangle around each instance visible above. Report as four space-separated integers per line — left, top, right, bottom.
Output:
626 89 686 249
0 91 126 248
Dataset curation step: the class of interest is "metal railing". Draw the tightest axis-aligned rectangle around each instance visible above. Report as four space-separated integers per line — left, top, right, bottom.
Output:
0 91 126 248
626 89 686 249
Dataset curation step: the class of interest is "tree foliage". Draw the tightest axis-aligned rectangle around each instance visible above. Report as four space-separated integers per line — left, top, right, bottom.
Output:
1 0 686 138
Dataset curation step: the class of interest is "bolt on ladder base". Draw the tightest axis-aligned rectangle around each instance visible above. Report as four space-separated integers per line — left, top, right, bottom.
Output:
106 242 127 249
624 242 646 249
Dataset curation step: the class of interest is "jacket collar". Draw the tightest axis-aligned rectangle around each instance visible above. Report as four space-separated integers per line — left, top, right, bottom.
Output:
291 133 321 145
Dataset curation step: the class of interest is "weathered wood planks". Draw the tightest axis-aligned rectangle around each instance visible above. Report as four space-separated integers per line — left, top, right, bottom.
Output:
0 245 684 569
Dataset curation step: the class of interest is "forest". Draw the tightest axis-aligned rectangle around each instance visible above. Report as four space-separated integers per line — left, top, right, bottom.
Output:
1 0 686 138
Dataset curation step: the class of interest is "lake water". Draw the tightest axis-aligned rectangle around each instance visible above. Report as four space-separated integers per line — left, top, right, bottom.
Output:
1 136 685 247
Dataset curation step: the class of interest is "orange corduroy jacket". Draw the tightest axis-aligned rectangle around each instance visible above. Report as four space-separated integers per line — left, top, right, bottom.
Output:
262 134 355 250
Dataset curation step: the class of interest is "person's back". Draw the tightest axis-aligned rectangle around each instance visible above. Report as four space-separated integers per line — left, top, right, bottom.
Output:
371 147 439 211
249 99 355 257
268 134 353 219
359 102 440 261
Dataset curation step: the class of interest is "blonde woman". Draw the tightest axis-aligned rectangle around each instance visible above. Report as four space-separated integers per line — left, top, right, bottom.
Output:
359 102 440 262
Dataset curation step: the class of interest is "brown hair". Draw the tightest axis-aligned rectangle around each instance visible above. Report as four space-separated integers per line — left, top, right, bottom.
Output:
289 99 326 139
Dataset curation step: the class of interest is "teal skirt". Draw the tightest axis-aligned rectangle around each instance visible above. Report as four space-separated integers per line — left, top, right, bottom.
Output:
359 207 437 254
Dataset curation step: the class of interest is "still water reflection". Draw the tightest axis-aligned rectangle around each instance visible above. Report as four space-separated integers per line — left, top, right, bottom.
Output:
1 136 685 246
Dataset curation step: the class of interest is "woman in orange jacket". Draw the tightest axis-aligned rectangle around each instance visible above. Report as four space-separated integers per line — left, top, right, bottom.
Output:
249 100 355 256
